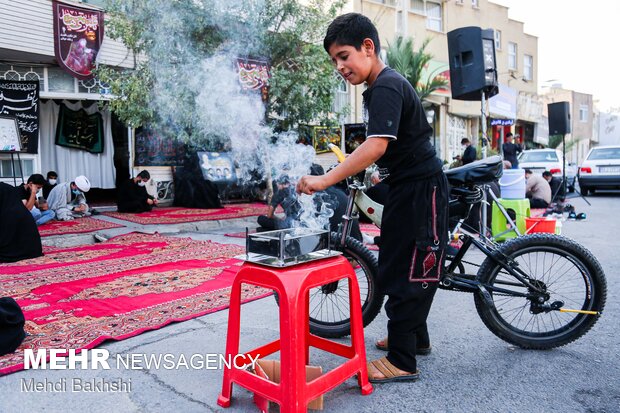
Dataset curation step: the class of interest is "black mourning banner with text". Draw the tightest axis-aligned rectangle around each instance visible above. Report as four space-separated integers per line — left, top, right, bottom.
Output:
134 126 186 166
0 80 40 153
55 104 104 153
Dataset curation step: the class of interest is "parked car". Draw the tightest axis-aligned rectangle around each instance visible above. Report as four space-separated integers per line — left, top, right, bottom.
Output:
577 145 620 195
516 148 577 192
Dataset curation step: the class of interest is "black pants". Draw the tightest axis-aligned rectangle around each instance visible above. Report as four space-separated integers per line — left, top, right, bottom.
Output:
529 198 549 209
379 172 449 373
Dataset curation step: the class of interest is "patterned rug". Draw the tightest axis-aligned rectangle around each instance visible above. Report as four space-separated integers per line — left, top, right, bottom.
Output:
102 204 268 225
0 233 269 376
38 217 125 237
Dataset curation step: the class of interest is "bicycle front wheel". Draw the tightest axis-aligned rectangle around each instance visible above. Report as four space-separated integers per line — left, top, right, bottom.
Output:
474 233 607 349
307 234 384 338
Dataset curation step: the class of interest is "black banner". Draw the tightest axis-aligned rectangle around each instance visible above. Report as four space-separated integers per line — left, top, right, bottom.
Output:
55 104 104 153
0 80 40 153
52 0 104 80
134 126 185 166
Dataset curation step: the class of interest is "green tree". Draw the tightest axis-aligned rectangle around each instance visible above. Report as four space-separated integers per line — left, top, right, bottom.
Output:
95 0 345 134
385 36 448 103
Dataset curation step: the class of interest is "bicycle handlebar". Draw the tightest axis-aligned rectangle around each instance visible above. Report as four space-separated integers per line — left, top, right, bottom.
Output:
328 143 347 163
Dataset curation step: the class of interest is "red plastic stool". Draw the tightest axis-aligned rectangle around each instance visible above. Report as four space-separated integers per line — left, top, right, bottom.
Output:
217 255 373 412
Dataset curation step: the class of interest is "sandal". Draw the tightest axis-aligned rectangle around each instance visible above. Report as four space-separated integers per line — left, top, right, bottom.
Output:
375 337 432 355
367 357 420 383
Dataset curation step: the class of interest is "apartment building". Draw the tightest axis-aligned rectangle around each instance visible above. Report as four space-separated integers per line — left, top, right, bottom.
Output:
341 0 542 161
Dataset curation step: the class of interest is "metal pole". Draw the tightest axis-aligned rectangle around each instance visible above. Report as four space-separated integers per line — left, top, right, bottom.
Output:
480 90 488 236
562 133 567 196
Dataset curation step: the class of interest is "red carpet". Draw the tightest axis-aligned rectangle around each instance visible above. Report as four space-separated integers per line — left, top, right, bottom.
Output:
103 203 268 225
0 233 269 376
38 217 124 237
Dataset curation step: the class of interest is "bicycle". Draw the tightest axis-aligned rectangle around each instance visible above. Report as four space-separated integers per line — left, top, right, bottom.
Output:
307 145 606 350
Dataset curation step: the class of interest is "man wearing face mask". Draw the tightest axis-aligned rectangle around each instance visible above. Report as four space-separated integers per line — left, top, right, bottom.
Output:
117 170 159 213
46 175 91 221
42 171 58 199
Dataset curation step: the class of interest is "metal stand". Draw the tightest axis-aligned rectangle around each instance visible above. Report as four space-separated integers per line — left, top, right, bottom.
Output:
480 90 489 236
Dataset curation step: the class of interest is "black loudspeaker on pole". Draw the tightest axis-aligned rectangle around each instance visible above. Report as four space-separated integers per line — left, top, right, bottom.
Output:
548 101 571 135
548 101 571 197
447 26 499 101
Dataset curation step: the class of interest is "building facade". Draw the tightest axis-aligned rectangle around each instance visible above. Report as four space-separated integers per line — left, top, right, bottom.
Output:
340 0 543 162
0 0 138 194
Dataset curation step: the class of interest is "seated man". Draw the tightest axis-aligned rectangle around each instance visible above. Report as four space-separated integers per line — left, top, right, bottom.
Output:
42 171 58 199
525 169 551 208
257 175 301 230
16 174 55 226
47 175 91 221
0 182 43 262
258 173 362 242
542 171 565 203
117 170 159 213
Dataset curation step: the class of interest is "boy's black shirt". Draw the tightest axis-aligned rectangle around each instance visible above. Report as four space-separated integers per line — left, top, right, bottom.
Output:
362 67 442 184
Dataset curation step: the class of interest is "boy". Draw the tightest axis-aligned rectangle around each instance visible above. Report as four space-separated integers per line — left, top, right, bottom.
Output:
296 13 448 383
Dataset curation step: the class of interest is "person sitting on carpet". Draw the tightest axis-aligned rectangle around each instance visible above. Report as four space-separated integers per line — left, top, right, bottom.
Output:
525 169 551 208
15 174 56 226
257 168 362 242
117 170 159 213
0 182 43 262
47 175 92 221
42 171 58 199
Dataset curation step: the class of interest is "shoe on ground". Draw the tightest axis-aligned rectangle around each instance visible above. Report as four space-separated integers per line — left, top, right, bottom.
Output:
375 337 432 355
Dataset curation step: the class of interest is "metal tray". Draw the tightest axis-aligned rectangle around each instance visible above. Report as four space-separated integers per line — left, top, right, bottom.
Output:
245 228 339 267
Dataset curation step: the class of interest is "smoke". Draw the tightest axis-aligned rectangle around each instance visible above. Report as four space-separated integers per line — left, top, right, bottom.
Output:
123 0 336 231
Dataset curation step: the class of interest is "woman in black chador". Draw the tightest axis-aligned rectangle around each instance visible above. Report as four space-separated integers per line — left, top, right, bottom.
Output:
0 182 43 262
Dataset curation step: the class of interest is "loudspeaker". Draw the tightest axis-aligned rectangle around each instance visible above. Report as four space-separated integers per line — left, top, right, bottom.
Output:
447 26 498 101
548 102 571 135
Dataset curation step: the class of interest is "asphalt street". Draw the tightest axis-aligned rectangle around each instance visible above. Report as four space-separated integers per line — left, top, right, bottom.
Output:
1 191 618 413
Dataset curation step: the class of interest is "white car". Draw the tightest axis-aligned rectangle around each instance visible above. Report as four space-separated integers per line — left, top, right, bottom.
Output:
517 149 577 192
578 145 620 195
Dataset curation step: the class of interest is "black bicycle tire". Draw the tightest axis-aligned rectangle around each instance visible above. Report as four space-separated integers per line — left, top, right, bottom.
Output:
307 234 383 338
474 233 607 349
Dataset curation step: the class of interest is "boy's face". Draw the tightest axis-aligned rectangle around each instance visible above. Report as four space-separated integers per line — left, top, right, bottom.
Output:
328 40 375 86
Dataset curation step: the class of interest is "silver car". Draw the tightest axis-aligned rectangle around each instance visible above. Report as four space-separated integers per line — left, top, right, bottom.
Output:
517 149 577 192
578 145 620 195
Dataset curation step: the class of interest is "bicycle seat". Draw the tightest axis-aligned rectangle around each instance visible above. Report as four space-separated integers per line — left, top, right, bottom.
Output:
445 155 503 186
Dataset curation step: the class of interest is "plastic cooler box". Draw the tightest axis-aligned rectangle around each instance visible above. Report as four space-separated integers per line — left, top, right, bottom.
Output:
491 198 531 241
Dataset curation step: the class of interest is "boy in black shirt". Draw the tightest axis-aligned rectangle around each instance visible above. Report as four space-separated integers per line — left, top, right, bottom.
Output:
297 13 448 383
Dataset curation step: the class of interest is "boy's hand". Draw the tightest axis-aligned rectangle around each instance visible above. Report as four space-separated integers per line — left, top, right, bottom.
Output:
296 175 327 195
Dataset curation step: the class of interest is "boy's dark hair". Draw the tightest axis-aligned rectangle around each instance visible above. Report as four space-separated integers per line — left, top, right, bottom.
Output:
46 171 58 179
323 13 381 55
506 132 513 138
542 171 553 178
137 170 150 180
524 169 533 175
461 138 470 145
27 174 46 186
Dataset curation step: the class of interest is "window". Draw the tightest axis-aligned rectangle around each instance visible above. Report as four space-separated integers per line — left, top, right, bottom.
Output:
0 159 34 178
455 0 464 4
472 0 479 7
494 30 501 50
376 0 398 5
508 42 518 70
579 105 588 123
410 0 425 14
426 1 443 31
333 73 349 123
523 55 533 81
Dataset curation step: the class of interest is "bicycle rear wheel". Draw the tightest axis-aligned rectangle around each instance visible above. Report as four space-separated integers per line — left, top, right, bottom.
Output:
474 233 606 349
307 234 383 338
